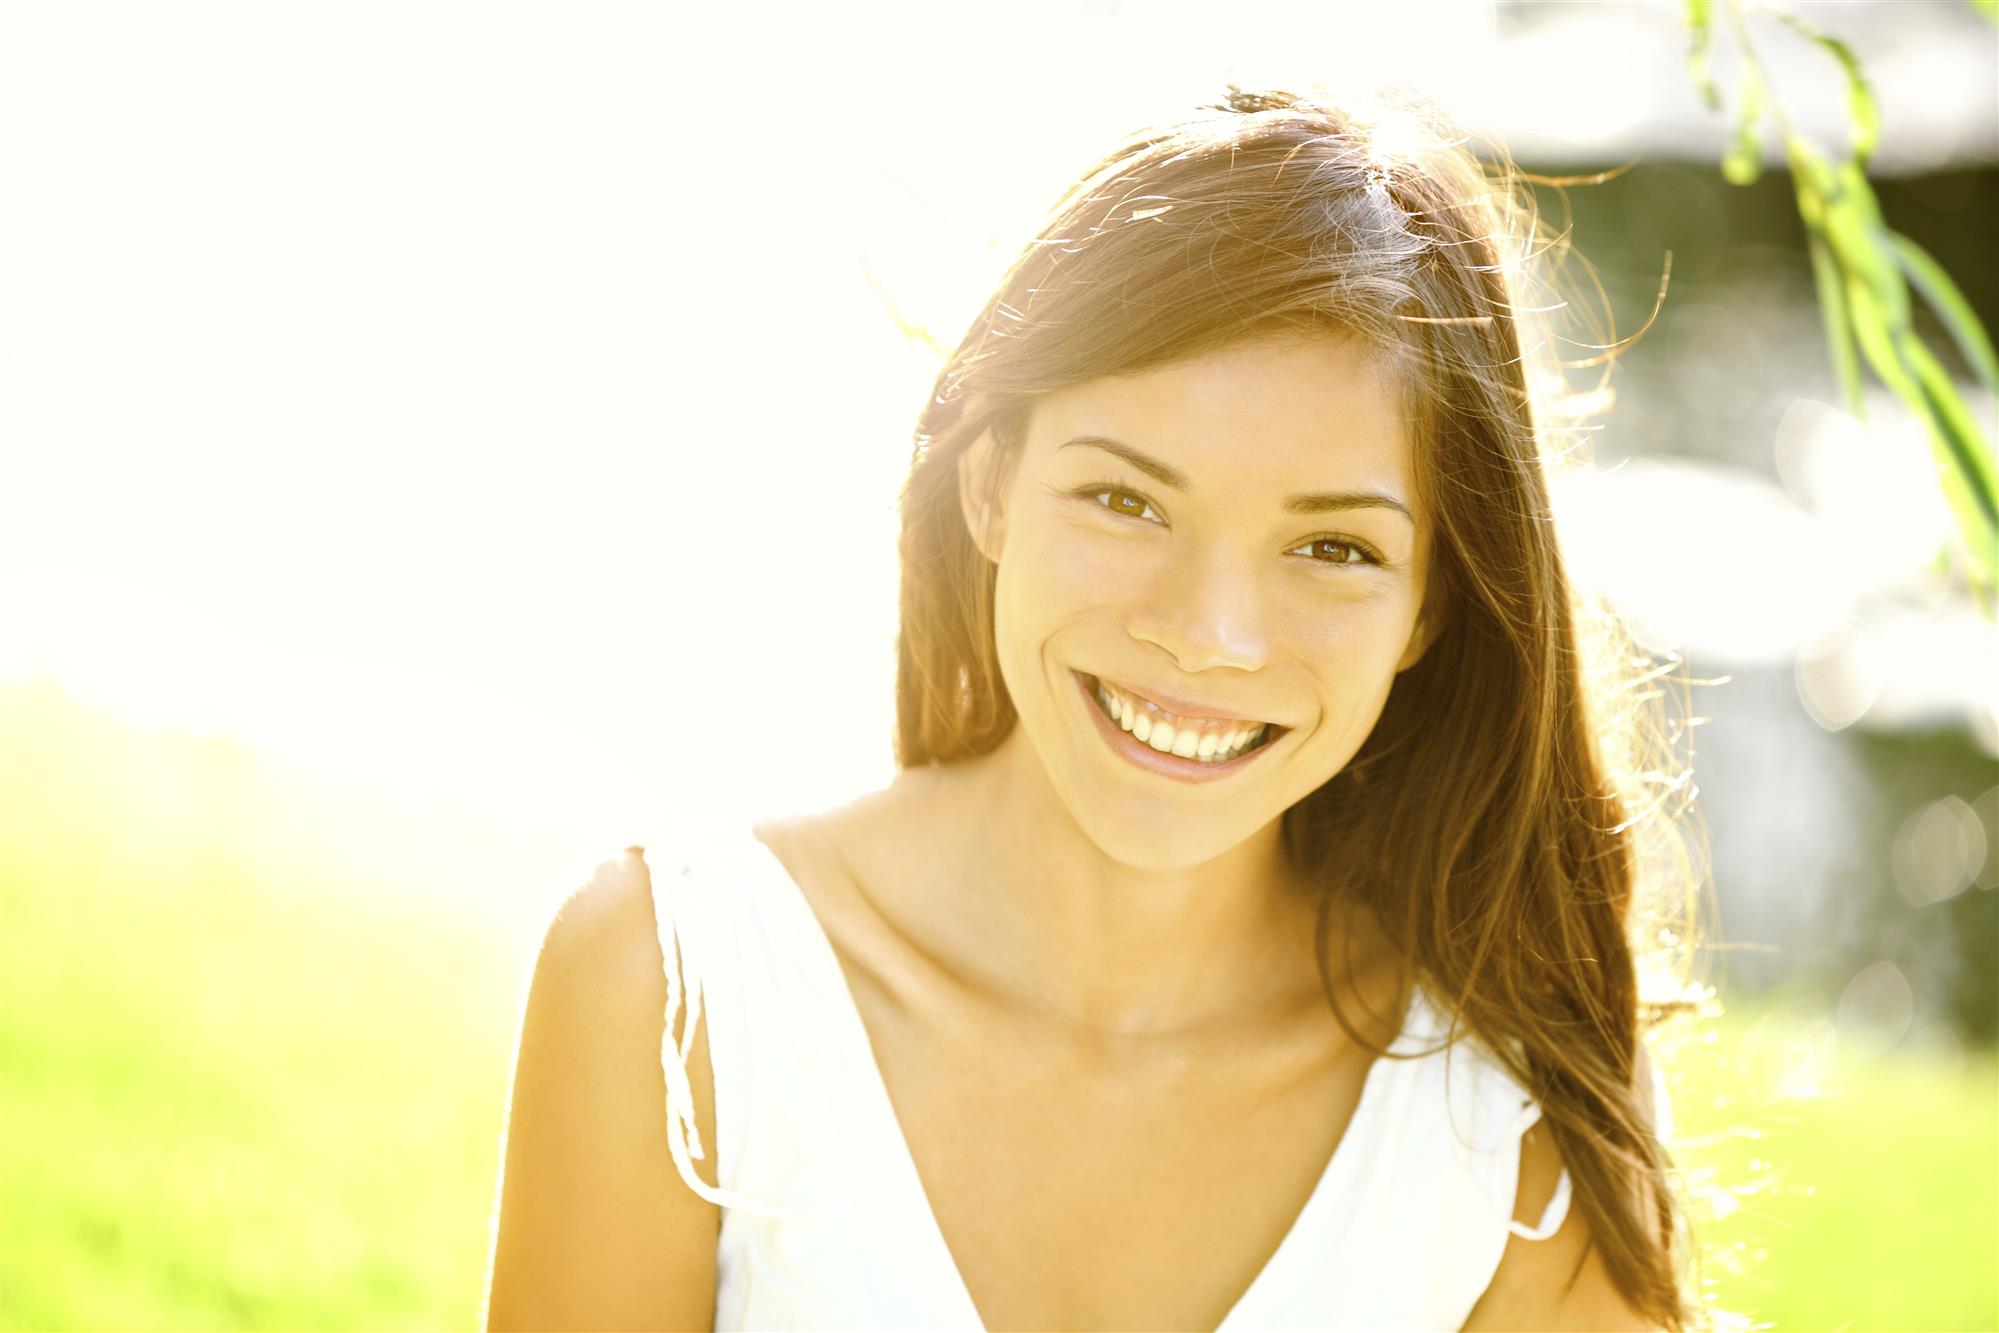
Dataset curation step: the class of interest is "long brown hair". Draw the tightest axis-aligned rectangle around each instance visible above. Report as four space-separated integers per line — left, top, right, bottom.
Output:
892 87 1706 1329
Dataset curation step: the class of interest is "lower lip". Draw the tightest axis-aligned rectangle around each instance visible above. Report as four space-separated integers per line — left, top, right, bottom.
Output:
1072 671 1285 784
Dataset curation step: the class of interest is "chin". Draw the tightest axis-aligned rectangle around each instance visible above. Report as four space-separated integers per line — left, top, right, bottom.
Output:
1069 799 1275 872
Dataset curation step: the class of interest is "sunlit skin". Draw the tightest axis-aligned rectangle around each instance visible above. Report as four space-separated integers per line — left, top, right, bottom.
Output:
933 331 1444 1038
484 329 1663 1333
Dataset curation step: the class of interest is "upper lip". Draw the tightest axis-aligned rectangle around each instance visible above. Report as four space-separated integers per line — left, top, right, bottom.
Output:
1084 671 1283 729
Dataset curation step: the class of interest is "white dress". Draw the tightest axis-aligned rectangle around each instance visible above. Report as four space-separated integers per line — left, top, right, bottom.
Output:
645 823 1612 1332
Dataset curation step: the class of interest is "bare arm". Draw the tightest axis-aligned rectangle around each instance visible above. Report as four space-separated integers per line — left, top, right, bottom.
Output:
484 850 721 1332
1461 1046 1669 1333
1458 1123 1661 1332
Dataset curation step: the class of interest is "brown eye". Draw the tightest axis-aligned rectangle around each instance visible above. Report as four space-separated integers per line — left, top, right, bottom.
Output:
1085 487 1165 524
1291 536 1379 567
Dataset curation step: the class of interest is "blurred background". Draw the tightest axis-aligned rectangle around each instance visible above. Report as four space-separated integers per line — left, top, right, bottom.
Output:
2 1 1993 1329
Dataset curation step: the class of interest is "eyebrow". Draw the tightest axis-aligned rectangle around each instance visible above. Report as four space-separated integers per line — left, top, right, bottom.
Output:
1057 435 1415 524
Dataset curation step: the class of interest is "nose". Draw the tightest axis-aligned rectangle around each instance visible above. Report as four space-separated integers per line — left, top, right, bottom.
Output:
1123 542 1271 675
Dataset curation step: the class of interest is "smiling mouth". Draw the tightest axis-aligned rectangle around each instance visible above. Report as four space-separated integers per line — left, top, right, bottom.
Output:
1079 672 1286 765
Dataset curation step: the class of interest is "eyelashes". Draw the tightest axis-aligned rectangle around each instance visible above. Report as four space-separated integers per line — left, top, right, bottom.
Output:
1060 480 1389 569
1081 484 1166 526
1290 534 1385 569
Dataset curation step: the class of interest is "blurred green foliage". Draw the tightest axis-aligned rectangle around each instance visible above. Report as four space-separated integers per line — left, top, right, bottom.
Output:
0 682 528 1331
1686 0 1999 604
2 682 1994 1331
1657 996 1999 1331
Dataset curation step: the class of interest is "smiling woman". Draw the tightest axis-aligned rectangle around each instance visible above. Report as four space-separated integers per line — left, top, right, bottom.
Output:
955 335 1439 868
487 86 1704 1333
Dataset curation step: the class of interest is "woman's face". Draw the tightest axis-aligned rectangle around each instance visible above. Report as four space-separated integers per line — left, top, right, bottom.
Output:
958 332 1441 870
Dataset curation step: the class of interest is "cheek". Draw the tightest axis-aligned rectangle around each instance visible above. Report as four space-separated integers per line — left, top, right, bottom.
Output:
1290 593 1425 704
1271 580 1419 649
1003 518 1138 619
989 534 1092 687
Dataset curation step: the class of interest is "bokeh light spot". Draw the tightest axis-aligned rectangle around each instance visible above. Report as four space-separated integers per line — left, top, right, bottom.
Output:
1973 784 1999 890
1794 621 1886 731
1892 795 1987 907
1834 961 1916 1059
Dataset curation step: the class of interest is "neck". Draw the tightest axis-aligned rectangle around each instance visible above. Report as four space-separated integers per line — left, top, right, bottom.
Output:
928 722 1328 1043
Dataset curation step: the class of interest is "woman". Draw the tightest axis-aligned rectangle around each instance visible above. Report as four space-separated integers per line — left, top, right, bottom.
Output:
486 87 1702 1332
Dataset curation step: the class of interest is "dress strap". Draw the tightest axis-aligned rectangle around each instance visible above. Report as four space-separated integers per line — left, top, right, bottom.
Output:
1506 1162 1573 1240
1501 1095 1574 1241
648 844 793 1217
1495 1051 1675 1244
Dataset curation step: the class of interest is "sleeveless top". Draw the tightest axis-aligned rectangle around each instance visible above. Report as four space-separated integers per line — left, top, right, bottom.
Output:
644 824 1621 1332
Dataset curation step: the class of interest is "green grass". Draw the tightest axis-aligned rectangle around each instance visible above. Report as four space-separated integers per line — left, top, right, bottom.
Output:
2 680 1994 1331
1663 1003 1999 1331
0 682 557 1331
1 867 518 1330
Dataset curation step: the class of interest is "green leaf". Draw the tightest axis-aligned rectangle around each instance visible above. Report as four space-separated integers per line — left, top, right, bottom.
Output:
1721 66 1766 185
1805 230 1866 416
1922 407 1999 597
1889 230 1999 393
1785 136 1835 227
1853 296 1999 598
1904 336 1999 597
1818 165 1911 332
1775 11 1882 166
1686 0 1722 112
1786 135 1836 198
1838 158 1890 227
1936 457 1999 598
1908 338 1999 533
1845 276 1920 404
1971 0 1998 24
1786 138 1865 413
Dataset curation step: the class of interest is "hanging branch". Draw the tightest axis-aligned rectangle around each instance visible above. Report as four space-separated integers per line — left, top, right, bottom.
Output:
1686 0 1999 609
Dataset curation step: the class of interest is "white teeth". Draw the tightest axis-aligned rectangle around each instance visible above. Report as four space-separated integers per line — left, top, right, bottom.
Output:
1094 682 1131 731
1206 723 1269 764
1091 676 1275 764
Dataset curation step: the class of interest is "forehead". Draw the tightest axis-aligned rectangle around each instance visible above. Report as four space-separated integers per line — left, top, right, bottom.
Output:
1029 334 1416 494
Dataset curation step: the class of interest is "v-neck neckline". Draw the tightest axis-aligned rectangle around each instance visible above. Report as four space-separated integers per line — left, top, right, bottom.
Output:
743 828 1420 1332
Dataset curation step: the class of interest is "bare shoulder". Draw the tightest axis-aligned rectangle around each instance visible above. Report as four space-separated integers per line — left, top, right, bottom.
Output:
1456 1123 1656 1332
485 847 720 1333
